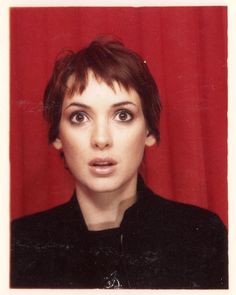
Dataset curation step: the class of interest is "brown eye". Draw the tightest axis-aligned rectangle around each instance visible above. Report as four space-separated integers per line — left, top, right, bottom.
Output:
70 112 89 124
115 110 133 122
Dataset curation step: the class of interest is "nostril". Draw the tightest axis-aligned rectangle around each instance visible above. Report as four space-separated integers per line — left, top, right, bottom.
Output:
91 126 112 149
93 139 112 150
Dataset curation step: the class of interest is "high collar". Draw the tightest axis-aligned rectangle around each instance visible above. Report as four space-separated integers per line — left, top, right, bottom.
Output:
67 175 154 234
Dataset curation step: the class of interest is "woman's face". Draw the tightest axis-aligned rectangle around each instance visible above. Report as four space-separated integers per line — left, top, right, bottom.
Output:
53 71 155 194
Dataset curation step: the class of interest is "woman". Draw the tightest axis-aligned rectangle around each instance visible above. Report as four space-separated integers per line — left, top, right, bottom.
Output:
11 36 228 289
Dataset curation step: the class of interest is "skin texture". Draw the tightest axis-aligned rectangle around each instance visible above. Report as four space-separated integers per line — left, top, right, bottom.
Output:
53 71 155 230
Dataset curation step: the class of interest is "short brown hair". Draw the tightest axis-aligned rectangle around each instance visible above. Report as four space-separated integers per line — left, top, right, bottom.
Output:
43 36 161 143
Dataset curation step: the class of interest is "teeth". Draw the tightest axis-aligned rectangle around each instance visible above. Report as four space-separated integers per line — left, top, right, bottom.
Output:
94 162 112 166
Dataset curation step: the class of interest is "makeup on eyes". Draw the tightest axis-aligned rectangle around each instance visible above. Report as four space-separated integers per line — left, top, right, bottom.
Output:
113 109 134 122
68 108 135 125
64 101 139 125
69 111 89 124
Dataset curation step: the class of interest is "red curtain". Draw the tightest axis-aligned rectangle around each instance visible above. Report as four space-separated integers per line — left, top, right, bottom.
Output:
10 7 228 227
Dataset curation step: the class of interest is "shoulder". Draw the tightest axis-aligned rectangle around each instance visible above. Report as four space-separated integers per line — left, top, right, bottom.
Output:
139 188 228 272
137 187 228 289
12 199 70 226
141 188 227 238
11 195 79 243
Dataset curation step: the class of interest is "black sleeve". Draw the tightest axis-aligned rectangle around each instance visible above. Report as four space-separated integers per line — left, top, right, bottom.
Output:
205 214 228 288
10 219 45 288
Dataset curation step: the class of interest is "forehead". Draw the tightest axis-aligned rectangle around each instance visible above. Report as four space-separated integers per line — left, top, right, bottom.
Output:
64 71 142 107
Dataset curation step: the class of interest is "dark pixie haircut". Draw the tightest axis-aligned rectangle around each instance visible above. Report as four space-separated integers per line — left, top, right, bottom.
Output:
43 36 161 143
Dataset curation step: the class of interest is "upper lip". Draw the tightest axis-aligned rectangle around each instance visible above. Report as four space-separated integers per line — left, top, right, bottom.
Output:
89 158 117 166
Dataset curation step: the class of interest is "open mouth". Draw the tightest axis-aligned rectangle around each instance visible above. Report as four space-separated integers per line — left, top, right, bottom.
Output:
89 158 117 167
89 158 117 175
92 162 114 167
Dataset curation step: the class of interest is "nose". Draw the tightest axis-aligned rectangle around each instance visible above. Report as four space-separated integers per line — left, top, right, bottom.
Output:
91 121 113 150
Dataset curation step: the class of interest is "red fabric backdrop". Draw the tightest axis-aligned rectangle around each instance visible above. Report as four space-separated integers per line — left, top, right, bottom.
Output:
10 7 228 226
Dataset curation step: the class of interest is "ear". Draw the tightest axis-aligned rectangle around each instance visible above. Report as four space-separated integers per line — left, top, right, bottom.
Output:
52 138 63 150
145 131 156 147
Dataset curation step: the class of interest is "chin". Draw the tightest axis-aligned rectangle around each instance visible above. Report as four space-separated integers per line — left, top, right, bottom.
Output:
90 179 121 193
77 175 124 194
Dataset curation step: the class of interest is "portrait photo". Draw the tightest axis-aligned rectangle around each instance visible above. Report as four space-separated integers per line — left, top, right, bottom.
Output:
9 4 228 290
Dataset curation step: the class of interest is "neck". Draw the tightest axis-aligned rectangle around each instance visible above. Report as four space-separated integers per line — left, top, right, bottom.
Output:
75 176 138 231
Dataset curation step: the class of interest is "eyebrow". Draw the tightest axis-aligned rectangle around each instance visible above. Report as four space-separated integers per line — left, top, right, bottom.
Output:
65 101 137 110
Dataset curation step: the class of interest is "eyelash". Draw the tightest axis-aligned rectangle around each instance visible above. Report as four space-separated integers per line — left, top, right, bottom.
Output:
114 109 134 122
69 109 134 124
70 111 89 124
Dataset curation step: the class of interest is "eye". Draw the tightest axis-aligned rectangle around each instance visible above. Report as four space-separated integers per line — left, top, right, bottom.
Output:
114 109 133 122
70 112 89 124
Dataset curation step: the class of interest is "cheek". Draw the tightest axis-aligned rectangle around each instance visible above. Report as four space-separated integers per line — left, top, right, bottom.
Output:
59 130 86 157
116 125 147 156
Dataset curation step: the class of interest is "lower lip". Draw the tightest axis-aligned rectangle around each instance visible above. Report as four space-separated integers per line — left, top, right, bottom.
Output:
89 164 116 176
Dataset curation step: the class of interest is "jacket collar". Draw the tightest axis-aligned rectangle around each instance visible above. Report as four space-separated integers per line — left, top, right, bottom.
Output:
67 175 155 233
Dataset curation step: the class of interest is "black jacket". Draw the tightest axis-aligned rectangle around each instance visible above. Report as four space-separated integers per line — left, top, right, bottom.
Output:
11 178 228 289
